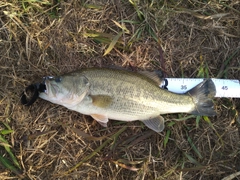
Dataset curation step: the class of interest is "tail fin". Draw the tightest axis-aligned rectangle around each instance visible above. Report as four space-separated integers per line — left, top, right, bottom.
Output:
187 79 216 116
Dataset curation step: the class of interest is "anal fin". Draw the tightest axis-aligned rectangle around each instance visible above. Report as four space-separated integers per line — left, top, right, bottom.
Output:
91 114 109 127
141 116 165 133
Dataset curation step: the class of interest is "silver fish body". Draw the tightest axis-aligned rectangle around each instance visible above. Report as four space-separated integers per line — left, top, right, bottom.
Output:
39 68 216 132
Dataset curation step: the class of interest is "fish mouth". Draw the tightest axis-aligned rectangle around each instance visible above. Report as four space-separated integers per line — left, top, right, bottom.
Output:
37 79 47 93
44 82 49 94
44 80 59 97
42 77 56 95
41 77 48 94
41 77 51 95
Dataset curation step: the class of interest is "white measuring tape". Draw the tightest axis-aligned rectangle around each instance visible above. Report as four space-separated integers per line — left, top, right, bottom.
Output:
160 78 240 98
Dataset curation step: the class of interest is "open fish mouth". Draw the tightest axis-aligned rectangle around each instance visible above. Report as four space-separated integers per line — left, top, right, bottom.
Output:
40 77 48 93
42 77 49 94
43 76 59 96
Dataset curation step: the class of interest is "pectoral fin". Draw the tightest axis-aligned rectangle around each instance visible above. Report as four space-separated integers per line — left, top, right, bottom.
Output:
91 114 109 127
141 116 165 133
91 95 112 108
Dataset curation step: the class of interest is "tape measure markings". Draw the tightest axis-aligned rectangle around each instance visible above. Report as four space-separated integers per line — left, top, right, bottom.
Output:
160 78 240 98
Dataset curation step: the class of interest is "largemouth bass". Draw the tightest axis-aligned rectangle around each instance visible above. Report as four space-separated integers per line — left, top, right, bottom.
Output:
39 68 216 132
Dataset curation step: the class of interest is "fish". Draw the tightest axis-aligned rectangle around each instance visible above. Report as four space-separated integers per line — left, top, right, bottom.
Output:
39 68 216 133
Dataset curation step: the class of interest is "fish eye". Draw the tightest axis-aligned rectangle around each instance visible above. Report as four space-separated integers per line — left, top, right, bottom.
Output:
55 77 62 83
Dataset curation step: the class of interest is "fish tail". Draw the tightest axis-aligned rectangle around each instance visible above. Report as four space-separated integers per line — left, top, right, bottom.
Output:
187 79 216 116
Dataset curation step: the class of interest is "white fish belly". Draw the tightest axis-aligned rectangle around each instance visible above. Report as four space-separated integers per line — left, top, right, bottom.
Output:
67 97 160 122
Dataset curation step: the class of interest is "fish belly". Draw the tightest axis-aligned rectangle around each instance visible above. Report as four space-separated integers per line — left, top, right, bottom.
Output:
69 96 160 121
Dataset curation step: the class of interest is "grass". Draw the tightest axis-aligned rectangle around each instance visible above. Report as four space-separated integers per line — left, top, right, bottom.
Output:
0 122 23 178
0 0 240 179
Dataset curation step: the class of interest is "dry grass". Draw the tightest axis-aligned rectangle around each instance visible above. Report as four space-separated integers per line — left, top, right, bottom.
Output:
0 0 240 179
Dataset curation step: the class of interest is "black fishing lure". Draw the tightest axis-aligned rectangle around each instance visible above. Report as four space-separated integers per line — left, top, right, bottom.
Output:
21 83 46 106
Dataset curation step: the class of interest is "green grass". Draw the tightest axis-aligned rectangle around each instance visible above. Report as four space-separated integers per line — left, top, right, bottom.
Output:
63 126 127 175
0 122 23 178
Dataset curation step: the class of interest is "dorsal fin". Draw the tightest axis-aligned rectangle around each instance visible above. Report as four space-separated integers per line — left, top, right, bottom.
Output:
138 70 163 85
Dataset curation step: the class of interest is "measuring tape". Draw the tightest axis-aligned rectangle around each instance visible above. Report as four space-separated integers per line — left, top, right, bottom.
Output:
160 78 240 98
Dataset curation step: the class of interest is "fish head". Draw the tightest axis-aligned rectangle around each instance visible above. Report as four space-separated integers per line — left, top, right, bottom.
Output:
39 74 90 107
